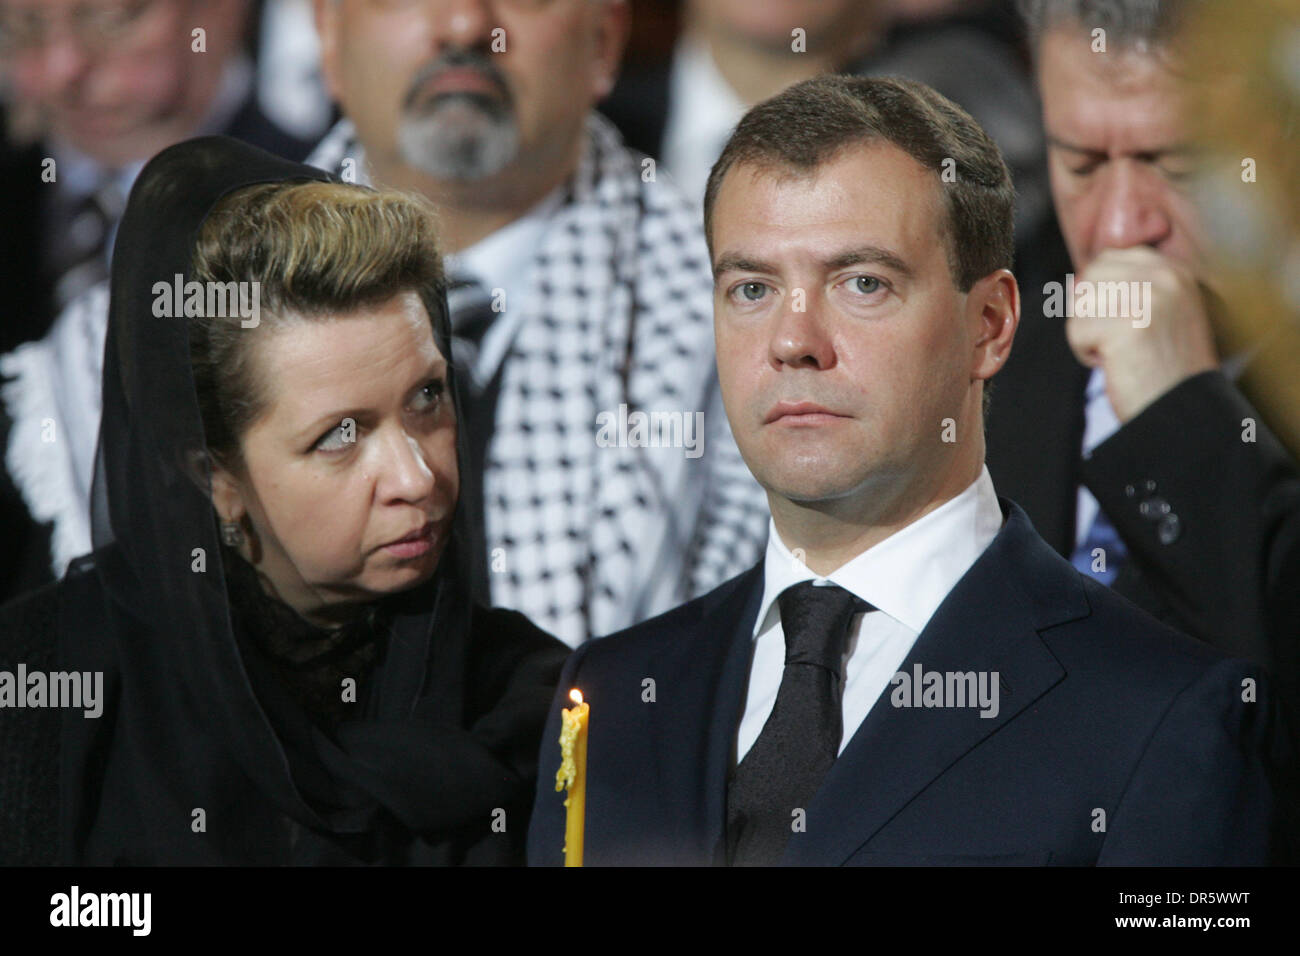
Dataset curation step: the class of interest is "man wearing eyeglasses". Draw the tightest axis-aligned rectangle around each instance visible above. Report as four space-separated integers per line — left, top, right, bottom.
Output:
0 0 313 600
0 0 312 350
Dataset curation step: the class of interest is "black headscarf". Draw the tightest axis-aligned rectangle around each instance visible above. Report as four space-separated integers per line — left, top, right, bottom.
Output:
54 136 552 864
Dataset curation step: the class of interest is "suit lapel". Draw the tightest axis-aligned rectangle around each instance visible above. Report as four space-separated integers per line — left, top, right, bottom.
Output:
786 501 1089 865
645 565 762 864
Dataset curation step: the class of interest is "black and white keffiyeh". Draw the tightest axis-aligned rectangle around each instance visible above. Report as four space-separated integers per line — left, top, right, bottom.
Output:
308 114 769 644
1 283 107 578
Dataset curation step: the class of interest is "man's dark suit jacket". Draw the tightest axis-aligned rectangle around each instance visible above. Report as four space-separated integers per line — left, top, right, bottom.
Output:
528 499 1297 866
985 273 1300 726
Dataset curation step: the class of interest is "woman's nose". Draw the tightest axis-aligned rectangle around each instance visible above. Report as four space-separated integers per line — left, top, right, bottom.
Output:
374 428 436 505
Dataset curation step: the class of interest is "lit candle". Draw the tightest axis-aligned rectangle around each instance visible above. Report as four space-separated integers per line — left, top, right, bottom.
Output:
555 688 589 867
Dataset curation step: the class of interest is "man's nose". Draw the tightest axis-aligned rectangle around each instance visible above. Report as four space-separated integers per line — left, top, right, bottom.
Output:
374 427 436 505
24 32 91 99
1092 160 1174 253
430 0 494 48
769 288 836 371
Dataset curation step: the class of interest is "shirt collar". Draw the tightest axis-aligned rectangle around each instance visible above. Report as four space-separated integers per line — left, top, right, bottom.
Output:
667 35 746 142
661 34 747 202
443 184 565 293
756 464 1004 638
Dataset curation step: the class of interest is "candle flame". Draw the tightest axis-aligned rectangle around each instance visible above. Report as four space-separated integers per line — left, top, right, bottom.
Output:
569 688 584 705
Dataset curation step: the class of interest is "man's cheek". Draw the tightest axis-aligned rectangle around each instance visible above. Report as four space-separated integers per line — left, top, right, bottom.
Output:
97 63 171 116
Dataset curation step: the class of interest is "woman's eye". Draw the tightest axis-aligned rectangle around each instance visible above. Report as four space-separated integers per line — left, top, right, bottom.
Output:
314 422 350 453
850 275 883 295
413 378 445 412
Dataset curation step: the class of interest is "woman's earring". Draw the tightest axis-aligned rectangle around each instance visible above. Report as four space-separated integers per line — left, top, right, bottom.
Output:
221 521 244 548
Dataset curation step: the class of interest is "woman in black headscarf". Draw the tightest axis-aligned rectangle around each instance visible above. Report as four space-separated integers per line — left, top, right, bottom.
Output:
0 136 569 865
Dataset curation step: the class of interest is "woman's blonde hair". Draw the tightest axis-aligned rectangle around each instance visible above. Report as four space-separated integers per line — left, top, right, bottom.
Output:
189 180 447 466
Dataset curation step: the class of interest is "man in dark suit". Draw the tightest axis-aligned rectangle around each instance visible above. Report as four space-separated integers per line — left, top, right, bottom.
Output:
528 74 1296 866
0 0 312 353
986 1 1300 715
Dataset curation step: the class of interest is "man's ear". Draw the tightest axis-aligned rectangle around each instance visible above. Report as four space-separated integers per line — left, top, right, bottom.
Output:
313 0 344 104
969 268 1019 384
589 0 632 102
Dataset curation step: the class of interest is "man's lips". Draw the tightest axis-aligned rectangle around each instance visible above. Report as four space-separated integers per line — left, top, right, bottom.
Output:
764 401 851 425
420 68 503 99
63 106 134 135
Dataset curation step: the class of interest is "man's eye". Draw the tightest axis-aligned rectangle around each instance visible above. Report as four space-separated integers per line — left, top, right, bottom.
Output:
851 276 882 295
1068 159 1103 177
1156 159 1196 183
735 281 768 302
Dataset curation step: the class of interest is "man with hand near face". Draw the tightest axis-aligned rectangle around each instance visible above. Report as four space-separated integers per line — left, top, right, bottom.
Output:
527 75 1296 866
986 0 1300 718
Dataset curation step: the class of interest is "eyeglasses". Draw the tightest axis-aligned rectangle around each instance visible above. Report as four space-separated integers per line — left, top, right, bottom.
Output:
0 0 163 56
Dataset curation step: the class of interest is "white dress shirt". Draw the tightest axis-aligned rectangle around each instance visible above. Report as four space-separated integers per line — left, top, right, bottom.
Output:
442 186 564 389
737 465 1004 763
659 36 747 206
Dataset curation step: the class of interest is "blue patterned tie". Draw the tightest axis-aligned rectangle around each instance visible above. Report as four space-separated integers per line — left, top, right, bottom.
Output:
1071 508 1128 586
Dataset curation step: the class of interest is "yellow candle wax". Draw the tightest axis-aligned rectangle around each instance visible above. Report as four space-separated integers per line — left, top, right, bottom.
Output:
555 688 589 867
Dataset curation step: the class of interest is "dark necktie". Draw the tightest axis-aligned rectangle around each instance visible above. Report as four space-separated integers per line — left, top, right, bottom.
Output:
726 581 871 866
446 276 497 392
51 179 126 309
446 275 501 605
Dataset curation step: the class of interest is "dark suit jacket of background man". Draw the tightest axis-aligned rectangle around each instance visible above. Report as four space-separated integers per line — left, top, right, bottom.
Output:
528 500 1297 865
985 263 1300 728
0 98 313 356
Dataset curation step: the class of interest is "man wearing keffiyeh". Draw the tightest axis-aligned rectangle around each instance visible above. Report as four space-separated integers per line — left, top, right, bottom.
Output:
306 0 770 645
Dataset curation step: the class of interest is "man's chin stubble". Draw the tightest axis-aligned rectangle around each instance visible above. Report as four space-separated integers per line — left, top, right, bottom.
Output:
396 105 520 182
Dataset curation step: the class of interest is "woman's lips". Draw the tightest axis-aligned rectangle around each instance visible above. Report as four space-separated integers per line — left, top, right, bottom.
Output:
382 522 436 559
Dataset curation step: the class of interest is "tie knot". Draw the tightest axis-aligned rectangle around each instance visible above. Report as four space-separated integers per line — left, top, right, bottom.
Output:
446 275 497 343
776 581 870 673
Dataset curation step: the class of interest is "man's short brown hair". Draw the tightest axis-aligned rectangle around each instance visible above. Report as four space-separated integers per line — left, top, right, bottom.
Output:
703 74 1015 292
